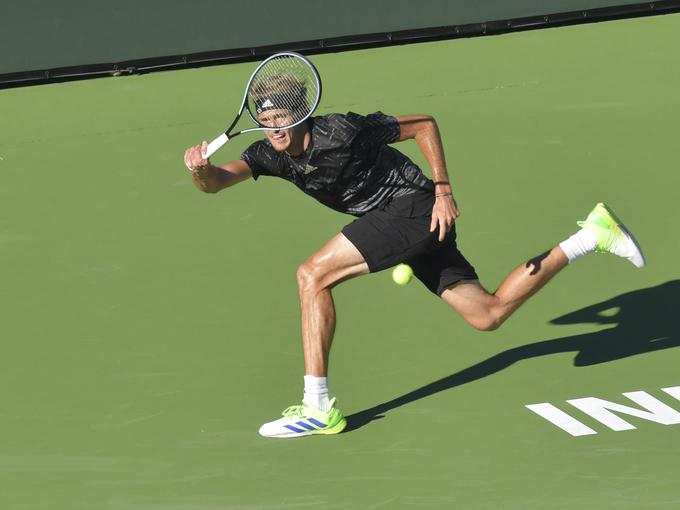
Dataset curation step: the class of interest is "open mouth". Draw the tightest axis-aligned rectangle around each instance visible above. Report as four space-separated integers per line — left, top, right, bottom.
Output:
271 132 286 142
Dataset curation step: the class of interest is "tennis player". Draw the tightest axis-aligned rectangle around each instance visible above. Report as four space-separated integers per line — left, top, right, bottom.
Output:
184 100 644 438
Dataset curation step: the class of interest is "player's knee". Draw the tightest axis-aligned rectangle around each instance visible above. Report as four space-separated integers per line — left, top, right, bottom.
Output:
296 262 314 291
468 313 503 332
296 260 325 293
476 319 501 332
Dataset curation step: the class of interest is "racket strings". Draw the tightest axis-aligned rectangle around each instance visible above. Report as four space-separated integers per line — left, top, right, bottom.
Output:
247 55 320 128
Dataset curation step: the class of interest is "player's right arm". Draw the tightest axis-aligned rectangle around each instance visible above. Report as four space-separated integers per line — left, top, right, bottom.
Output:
184 141 252 193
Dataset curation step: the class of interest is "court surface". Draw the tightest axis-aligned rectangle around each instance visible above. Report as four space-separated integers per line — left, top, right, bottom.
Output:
1 13 679 510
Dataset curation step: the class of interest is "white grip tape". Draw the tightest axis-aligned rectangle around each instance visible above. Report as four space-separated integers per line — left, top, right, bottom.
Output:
203 133 230 159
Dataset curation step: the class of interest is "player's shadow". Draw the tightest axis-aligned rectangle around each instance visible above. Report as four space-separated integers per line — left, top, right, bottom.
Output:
344 280 680 432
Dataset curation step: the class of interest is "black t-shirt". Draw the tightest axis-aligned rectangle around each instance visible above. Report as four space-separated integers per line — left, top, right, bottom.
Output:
240 112 433 216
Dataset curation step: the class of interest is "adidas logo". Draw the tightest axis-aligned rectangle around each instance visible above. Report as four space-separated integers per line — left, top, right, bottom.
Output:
261 99 274 108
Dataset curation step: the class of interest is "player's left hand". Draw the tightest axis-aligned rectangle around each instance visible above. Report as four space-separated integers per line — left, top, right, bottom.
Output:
430 194 460 242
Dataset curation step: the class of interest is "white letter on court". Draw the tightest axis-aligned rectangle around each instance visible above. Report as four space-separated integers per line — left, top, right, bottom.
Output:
567 391 680 431
661 386 680 401
525 403 597 436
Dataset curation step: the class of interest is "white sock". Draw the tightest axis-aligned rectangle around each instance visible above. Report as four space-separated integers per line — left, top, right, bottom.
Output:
303 375 330 412
559 228 597 263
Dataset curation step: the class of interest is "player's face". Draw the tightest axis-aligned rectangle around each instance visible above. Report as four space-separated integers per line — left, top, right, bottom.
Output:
259 109 297 152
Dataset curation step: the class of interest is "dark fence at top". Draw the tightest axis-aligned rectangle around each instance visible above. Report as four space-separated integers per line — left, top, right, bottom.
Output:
1 0 679 87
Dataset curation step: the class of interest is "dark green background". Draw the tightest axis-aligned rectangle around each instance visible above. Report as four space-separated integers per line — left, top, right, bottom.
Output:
1 12 679 510
2 0 644 75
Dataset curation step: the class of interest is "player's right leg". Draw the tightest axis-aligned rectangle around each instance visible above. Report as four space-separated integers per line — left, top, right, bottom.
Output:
259 232 368 438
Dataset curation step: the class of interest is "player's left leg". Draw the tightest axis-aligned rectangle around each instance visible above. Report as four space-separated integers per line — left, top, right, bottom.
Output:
440 246 568 331
441 202 645 330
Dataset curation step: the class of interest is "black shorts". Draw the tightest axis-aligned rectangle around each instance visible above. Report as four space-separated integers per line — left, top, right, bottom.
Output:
342 189 478 295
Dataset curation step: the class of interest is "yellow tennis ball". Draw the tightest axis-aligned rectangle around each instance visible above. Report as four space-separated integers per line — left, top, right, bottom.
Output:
392 263 413 286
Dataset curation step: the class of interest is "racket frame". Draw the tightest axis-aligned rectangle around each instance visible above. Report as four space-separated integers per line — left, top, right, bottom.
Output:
203 52 321 159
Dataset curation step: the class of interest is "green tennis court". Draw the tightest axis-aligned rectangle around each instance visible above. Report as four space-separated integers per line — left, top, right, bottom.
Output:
1 13 679 510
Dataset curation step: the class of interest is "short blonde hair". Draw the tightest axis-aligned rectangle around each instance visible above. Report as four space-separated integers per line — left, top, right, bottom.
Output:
251 74 307 114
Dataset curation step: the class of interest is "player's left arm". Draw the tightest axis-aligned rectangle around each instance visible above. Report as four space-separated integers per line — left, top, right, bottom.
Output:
395 114 459 242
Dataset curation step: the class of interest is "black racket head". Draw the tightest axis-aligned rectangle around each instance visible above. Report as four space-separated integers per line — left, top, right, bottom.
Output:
245 52 322 129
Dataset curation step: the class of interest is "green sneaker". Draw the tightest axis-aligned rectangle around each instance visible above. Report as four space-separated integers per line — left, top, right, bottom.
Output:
577 203 645 268
258 398 347 438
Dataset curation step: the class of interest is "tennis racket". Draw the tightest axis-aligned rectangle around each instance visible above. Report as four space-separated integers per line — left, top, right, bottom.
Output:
202 51 322 159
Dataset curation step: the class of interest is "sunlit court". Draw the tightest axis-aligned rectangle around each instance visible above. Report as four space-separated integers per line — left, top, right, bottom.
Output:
2 4 680 509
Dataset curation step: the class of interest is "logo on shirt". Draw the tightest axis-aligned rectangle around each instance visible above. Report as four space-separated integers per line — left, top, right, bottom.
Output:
303 164 318 174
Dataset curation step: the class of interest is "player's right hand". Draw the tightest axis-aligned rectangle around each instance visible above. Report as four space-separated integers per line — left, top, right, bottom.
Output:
184 141 210 173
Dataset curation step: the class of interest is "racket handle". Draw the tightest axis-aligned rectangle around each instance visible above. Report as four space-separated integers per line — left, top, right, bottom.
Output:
203 133 230 159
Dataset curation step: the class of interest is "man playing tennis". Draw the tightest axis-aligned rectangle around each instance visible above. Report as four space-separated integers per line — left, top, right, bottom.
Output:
184 80 645 438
